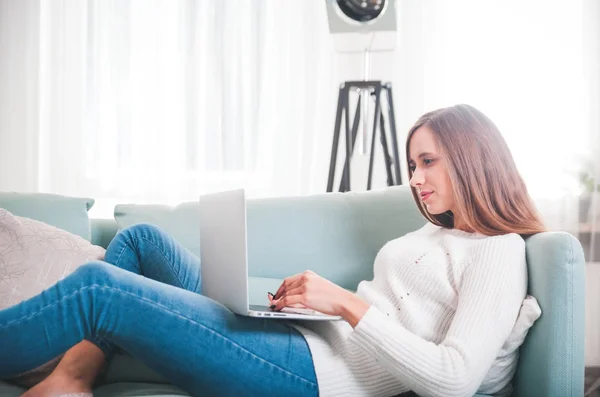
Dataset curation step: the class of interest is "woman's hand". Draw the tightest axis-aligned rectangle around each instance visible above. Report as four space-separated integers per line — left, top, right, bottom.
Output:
270 270 370 327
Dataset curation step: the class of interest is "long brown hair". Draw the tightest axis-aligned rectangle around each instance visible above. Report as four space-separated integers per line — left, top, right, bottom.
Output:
405 104 546 237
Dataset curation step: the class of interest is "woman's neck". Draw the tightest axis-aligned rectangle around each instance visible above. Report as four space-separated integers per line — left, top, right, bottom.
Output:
452 213 476 233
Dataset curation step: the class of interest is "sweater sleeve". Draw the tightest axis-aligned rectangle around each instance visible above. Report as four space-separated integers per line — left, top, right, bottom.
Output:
348 234 527 397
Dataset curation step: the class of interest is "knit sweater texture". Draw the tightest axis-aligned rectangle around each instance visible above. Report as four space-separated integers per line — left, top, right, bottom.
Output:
292 222 527 397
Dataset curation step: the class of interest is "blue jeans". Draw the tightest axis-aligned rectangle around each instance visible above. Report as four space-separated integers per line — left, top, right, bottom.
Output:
0 224 318 397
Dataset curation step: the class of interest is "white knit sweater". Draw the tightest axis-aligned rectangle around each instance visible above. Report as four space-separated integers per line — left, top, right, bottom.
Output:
292 222 527 397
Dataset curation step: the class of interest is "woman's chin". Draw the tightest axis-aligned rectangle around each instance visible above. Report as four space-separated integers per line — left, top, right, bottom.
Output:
425 205 447 215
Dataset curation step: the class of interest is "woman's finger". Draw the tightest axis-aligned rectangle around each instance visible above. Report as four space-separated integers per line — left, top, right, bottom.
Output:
268 292 304 307
273 293 306 311
278 274 311 298
273 273 303 299
279 284 308 302
273 284 313 310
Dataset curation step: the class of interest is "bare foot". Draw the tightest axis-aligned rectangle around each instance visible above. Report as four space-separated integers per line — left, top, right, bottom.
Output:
20 371 92 397
20 340 105 397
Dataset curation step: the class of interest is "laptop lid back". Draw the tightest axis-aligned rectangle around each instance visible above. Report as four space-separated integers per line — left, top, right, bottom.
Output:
199 189 249 314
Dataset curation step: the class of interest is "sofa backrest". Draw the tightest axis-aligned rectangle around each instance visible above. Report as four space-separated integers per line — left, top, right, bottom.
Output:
92 186 426 290
245 186 425 289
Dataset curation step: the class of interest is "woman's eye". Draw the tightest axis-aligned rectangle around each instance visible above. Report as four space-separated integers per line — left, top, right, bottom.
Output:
423 158 433 165
409 165 416 172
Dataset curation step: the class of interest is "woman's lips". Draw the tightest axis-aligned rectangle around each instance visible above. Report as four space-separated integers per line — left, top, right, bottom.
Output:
421 192 433 201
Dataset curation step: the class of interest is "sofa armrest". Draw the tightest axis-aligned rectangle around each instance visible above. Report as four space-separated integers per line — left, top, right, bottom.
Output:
513 232 585 397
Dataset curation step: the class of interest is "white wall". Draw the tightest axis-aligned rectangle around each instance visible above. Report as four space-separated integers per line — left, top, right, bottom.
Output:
0 0 40 192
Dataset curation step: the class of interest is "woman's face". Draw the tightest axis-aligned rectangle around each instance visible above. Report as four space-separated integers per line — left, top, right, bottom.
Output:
408 126 455 215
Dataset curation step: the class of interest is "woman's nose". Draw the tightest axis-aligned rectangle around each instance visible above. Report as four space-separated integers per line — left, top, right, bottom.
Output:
410 168 424 187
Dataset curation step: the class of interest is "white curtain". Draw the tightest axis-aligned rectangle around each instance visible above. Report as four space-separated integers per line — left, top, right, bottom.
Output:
34 0 341 217
1 0 598 237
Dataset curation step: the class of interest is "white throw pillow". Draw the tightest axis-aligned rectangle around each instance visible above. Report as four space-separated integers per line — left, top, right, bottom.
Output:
0 208 106 310
479 294 542 395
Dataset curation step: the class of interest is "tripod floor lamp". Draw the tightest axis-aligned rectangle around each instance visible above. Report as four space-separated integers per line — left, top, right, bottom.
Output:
326 80 403 193
325 0 401 192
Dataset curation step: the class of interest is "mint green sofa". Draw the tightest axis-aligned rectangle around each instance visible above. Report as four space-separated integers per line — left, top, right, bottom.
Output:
0 186 585 396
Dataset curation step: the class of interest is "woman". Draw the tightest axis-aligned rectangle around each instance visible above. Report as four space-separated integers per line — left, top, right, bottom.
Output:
0 104 546 397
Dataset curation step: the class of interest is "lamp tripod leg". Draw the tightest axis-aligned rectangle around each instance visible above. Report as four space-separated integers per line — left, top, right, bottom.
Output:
379 112 395 186
385 85 403 185
327 85 345 192
339 95 362 192
367 87 382 190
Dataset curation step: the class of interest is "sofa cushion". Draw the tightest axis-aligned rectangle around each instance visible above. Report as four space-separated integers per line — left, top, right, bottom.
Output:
91 218 121 249
99 352 169 386
0 379 503 397
0 208 105 310
0 381 23 397
114 202 200 258
94 382 189 397
0 380 190 397
0 192 95 240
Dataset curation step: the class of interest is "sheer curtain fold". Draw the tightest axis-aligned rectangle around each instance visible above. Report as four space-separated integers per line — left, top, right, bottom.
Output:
65 0 333 205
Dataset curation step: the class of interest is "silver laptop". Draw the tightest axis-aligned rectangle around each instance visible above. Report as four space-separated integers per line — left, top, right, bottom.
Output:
198 188 342 321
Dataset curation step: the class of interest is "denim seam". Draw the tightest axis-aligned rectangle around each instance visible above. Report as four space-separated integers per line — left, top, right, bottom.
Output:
137 235 187 290
1 284 317 387
112 241 138 275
